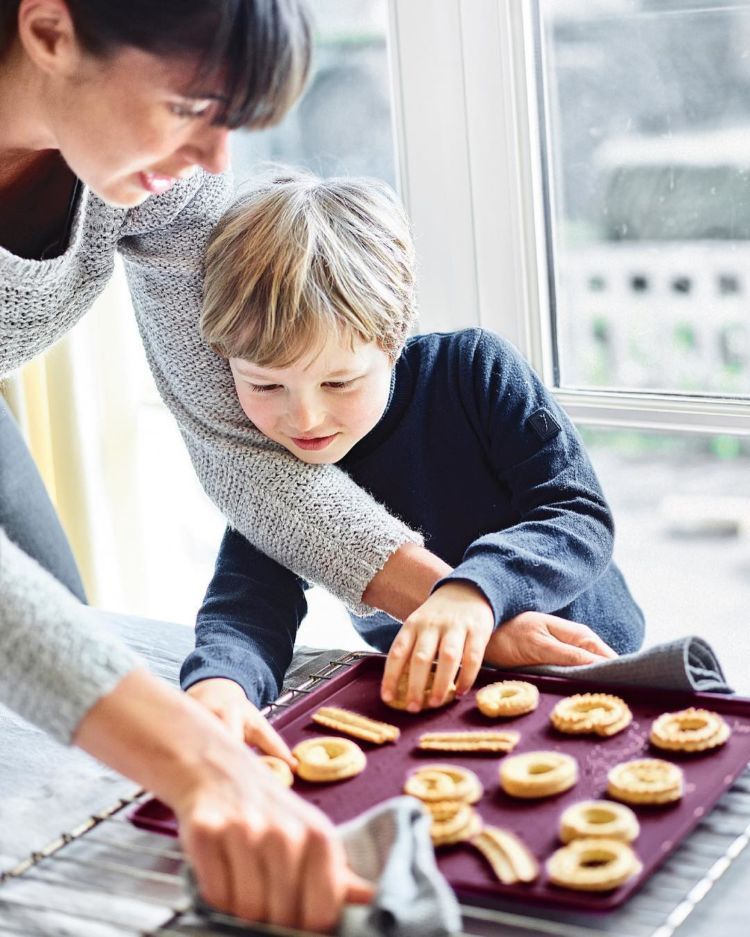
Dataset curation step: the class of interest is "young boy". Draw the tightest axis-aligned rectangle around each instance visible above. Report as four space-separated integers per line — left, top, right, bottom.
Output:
181 170 644 739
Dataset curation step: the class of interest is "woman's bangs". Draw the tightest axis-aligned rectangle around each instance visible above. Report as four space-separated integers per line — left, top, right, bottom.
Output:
197 0 311 130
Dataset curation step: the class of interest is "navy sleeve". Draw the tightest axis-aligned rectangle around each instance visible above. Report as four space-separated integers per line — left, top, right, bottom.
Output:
180 527 308 708
434 329 615 625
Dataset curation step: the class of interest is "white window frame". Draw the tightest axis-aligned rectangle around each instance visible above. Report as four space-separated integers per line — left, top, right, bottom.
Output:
388 0 750 436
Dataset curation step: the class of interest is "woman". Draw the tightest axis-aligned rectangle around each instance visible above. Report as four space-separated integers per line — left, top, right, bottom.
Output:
0 0 450 928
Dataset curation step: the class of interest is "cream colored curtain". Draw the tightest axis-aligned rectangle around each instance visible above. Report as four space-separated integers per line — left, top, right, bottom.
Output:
3 261 145 609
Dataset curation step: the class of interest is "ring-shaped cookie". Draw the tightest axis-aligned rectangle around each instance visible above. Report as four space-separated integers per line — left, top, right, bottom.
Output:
559 800 640 844
547 838 642 891
293 737 366 782
607 758 683 805
404 764 483 804
259 755 295 788
428 802 483 846
499 751 578 799
551 693 632 737
476 681 539 718
650 708 730 753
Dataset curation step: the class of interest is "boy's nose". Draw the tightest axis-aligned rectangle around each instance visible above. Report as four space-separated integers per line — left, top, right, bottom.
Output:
288 398 326 434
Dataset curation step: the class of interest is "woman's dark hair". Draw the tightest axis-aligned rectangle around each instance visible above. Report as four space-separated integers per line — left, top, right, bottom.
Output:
1 0 312 129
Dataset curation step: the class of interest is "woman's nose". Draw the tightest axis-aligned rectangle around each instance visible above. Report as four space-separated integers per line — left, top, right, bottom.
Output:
186 127 231 175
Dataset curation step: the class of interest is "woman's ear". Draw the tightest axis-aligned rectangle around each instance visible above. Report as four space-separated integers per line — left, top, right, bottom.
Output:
17 0 81 78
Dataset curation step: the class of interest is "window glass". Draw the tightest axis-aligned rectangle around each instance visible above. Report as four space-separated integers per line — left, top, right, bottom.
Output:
231 0 396 187
537 0 750 396
583 426 750 693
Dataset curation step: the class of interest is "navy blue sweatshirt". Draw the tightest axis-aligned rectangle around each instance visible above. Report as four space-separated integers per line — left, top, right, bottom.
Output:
181 329 644 706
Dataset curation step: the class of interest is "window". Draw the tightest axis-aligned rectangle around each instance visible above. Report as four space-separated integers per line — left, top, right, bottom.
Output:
385 1 750 685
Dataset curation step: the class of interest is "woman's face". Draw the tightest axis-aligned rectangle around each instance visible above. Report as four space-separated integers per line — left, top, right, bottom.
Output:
43 45 231 206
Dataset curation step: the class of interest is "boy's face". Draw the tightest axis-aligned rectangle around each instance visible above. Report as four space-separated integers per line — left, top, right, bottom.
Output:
229 335 394 464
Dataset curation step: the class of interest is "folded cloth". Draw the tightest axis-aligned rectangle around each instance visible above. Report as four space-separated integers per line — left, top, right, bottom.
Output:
338 796 461 937
522 635 733 694
188 796 461 937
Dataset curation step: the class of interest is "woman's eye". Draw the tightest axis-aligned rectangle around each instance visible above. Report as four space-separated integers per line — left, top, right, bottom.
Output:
169 102 210 120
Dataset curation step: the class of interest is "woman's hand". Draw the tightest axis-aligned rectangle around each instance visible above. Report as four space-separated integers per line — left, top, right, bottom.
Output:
75 668 373 930
187 677 295 767
174 739 374 930
484 611 617 668
380 580 494 710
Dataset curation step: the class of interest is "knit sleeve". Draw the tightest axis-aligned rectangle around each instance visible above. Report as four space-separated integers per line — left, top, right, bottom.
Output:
0 528 140 743
118 172 421 614
433 329 615 624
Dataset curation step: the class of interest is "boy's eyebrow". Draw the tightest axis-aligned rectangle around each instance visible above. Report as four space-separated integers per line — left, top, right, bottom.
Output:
325 368 361 379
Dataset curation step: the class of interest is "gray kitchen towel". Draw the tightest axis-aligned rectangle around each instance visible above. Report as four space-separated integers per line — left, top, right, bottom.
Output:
189 796 461 937
338 796 461 937
522 635 733 694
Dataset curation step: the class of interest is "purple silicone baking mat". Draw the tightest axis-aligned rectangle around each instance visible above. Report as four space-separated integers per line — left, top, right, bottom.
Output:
130 655 750 912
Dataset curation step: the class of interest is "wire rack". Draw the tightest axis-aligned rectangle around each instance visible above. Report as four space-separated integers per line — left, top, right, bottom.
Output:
1 651 749 937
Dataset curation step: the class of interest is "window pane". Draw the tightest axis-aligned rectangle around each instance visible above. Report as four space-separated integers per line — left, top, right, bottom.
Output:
231 0 396 187
583 426 750 693
538 0 750 396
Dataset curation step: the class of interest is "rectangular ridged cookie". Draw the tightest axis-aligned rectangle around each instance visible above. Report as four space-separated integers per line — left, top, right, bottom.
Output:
417 730 520 753
311 706 400 744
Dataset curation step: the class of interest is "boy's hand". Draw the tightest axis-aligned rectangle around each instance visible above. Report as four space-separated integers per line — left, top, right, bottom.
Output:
483 611 617 668
187 678 296 768
381 580 494 711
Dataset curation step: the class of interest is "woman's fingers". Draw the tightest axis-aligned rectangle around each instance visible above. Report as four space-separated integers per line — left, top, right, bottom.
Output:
298 827 365 933
182 814 235 917
245 712 297 767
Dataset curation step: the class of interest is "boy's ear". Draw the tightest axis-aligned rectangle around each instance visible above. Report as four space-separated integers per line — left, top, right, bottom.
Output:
17 0 83 79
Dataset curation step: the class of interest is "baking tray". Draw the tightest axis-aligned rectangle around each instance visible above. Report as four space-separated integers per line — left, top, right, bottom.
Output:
130 655 750 913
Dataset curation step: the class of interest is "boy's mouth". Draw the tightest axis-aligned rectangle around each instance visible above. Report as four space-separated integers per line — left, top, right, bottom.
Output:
290 433 339 451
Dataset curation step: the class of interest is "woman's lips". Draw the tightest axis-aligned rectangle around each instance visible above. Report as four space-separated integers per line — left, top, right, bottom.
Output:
140 171 176 195
290 434 339 451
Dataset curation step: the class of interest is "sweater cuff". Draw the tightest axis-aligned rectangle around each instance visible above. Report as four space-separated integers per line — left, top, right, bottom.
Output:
180 646 282 709
431 559 536 629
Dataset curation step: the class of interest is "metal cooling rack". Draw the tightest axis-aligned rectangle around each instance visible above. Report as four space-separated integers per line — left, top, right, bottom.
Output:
1 650 749 937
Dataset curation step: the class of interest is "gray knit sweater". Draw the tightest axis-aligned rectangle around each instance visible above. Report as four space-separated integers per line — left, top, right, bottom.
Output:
0 170 420 743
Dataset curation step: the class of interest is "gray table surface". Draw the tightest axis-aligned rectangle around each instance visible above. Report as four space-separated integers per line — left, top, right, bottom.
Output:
1 611 749 936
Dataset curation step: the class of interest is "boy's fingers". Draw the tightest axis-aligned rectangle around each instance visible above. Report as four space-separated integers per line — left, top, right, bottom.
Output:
546 619 617 659
406 630 440 711
429 635 464 706
455 631 486 695
381 628 416 703
539 635 602 667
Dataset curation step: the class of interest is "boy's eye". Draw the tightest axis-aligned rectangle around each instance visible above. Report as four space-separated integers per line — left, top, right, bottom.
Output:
248 383 281 393
323 380 354 390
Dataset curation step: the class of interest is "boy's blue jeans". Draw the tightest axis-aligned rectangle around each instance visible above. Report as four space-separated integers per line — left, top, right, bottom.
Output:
0 396 87 603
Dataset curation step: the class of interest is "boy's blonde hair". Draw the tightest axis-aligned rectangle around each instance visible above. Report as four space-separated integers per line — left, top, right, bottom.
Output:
201 168 417 368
